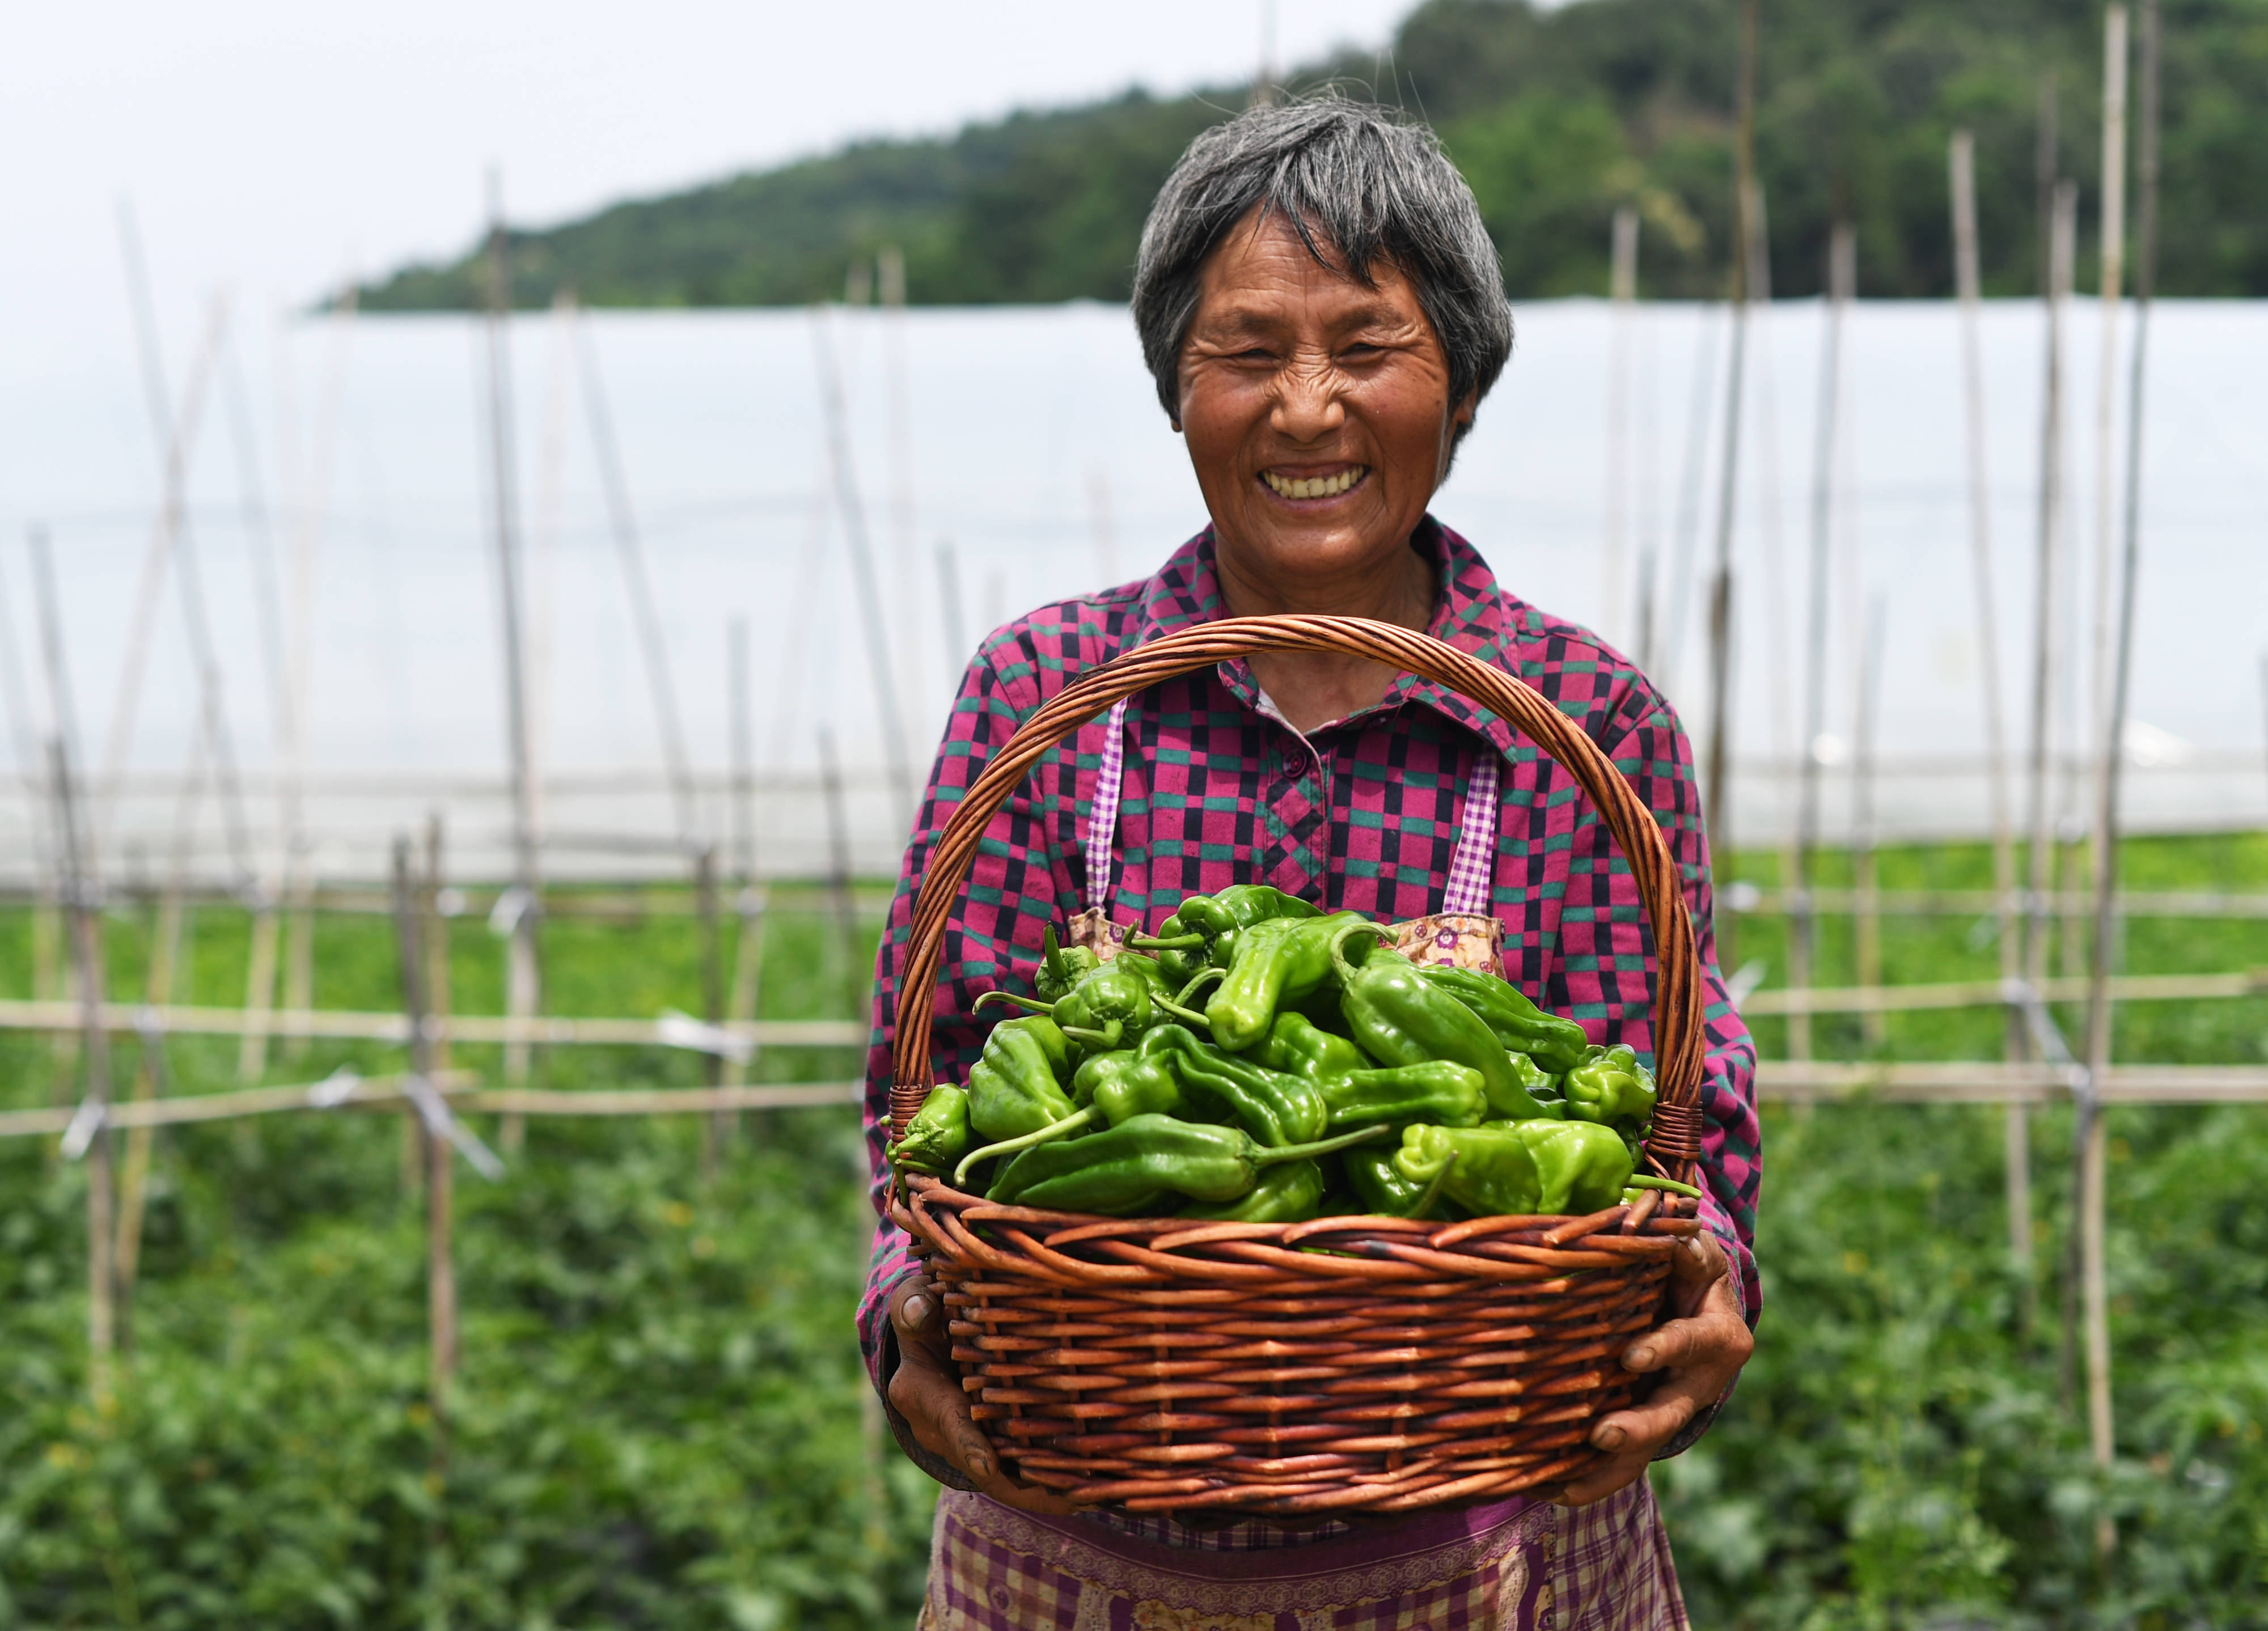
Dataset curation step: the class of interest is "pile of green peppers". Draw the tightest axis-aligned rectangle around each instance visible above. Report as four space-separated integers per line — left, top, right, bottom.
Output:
885 897 1689 1223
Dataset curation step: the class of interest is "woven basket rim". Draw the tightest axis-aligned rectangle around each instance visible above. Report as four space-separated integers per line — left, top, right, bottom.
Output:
886 613 1708 1180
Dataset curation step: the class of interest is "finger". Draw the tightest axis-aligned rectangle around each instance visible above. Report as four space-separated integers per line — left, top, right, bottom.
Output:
1559 1448 1648 1507
890 1283 952 1357
1620 1315 1704 1374
1588 1384 1701 1459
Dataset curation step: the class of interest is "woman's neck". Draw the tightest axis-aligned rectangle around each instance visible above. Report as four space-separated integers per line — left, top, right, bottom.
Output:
1213 529 1439 733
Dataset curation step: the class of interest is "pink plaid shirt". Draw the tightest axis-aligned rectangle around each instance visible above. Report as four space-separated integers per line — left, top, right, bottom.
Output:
858 518 1761 1451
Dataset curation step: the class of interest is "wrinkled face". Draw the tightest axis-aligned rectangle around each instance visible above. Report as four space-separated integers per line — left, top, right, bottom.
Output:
1175 207 1474 592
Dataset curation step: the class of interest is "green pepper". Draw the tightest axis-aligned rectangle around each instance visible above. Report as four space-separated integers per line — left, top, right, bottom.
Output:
977 955 1211 1048
1327 926 1550 1120
1070 1047 1187 1125
1508 1049 1562 1099
1414 965 1590 1074
1178 1158 1325 1222
1205 911 1373 1053
1177 885 1319 943
1343 1144 1457 1219
1143 1024 1327 1146
964 1016 1074 1140
1255 1011 1369 1083
1036 926 1101 1003
1133 886 1319 983
886 1084 969 1177
1499 1118 1636 1213
988 1113 1389 1215
1318 1062 1487 1130
1394 1123 1543 1216
1564 1043 1658 1129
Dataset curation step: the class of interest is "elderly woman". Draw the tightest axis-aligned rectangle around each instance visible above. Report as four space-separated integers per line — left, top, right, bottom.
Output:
857 99 1758 1628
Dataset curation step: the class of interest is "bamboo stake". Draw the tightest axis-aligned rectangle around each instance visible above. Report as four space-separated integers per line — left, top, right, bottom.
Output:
2025 183 2077 1001
527 291 577 866
278 284 356 1061
1602 205 1638 642
1791 224 1854 1061
1744 182 1796 862
729 617 754 886
114 713 206 1330
2080 0 2159 1555
576 314 699 846
880 243 927 735
392 837 454 1437
223 316 290 1086
0 536 65 1087
1853 596 1889 1047
722 883 768 1103
484 173 544 1156
696 844 727 1183
1702 0 1761 868
33 528 113 1395
54 737 116 1402
1951 129 2032 1312
2089 7 2131 830
815 726 862 1014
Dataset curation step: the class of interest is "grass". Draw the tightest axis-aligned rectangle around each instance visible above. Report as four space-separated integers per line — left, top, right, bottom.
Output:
2 834 2265 1626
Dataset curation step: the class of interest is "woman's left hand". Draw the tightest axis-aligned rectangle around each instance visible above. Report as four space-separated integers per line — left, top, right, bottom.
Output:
1560 1228 1753 1506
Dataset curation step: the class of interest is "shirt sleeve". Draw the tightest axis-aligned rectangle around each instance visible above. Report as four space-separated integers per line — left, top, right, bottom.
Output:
852 633 1078 1449
1583 681 1762 1457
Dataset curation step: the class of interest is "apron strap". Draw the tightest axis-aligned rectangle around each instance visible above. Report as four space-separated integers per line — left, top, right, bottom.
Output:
1082 696 1131 917
1438 748 1500 917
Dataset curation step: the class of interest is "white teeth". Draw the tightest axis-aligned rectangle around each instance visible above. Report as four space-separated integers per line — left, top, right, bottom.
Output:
1264 466 1365 499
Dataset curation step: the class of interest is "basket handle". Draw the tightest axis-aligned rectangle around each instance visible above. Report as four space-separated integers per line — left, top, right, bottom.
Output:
888 615 1709 1179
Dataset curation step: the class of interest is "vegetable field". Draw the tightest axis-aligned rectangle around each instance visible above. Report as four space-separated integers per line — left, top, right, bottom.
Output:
5 833 2266 1628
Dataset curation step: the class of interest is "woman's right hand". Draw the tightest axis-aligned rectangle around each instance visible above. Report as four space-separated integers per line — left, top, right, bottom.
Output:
886 1273 1078 1515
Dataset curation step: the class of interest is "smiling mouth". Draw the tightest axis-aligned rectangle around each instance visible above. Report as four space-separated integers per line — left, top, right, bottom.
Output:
1261 465 1369 501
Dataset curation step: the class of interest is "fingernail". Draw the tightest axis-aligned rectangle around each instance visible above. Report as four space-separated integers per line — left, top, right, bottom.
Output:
1627 1345 1656 1369
1594 1425 1626 1451
968 1453 991 1480
905 1294 934 1326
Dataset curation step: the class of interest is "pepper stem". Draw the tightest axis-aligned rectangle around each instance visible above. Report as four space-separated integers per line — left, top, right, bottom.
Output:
1174 967 1225 1005
1060 1022 1123 1050
974 990 1053 1017
1256 1121 1394 1167
1042 925 1071 989
1325 917 1393 986
1411 1149 1458 1220
1127 933 1207 951
1624 1174 1703 1199
1150 996 1213 1030
952 1106 1097 1187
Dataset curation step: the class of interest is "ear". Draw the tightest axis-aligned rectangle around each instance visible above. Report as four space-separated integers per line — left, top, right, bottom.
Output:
1450 388 1478 433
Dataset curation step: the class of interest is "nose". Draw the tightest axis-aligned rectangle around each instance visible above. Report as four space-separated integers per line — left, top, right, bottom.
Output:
1270 353 1345 444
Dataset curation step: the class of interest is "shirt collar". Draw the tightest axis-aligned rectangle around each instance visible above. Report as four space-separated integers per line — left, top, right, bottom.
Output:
1125 516 1529 762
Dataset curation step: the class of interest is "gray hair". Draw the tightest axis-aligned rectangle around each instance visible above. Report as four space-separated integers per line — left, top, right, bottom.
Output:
1131 97 1513 434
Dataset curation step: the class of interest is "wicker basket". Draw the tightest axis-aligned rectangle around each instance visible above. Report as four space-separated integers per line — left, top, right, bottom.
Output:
888 615 1707 1516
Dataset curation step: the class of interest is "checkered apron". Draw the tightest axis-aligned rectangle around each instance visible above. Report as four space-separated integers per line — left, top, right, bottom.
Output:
1068 700 1507 975
919 1477 1685 1630
960 709 1687 1630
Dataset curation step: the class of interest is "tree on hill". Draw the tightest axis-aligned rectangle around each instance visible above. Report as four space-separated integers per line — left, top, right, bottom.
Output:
354 0 2268 311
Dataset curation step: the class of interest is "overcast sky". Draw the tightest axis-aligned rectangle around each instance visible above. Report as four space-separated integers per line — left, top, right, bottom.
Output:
6 0 1414 353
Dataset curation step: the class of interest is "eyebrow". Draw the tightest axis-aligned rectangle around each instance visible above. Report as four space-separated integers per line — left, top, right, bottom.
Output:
1197 294 1411 338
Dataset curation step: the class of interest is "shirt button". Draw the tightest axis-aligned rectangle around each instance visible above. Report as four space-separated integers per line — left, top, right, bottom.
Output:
1283 749 1307 776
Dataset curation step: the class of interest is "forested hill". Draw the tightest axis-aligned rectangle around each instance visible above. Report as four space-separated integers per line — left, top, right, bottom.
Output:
356 0 2268 311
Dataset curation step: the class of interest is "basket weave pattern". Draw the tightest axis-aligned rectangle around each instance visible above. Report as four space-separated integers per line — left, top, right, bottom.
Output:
889 616 1709 1514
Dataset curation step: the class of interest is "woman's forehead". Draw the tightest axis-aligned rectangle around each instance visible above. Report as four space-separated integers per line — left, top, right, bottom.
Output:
1196 208 1415 321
